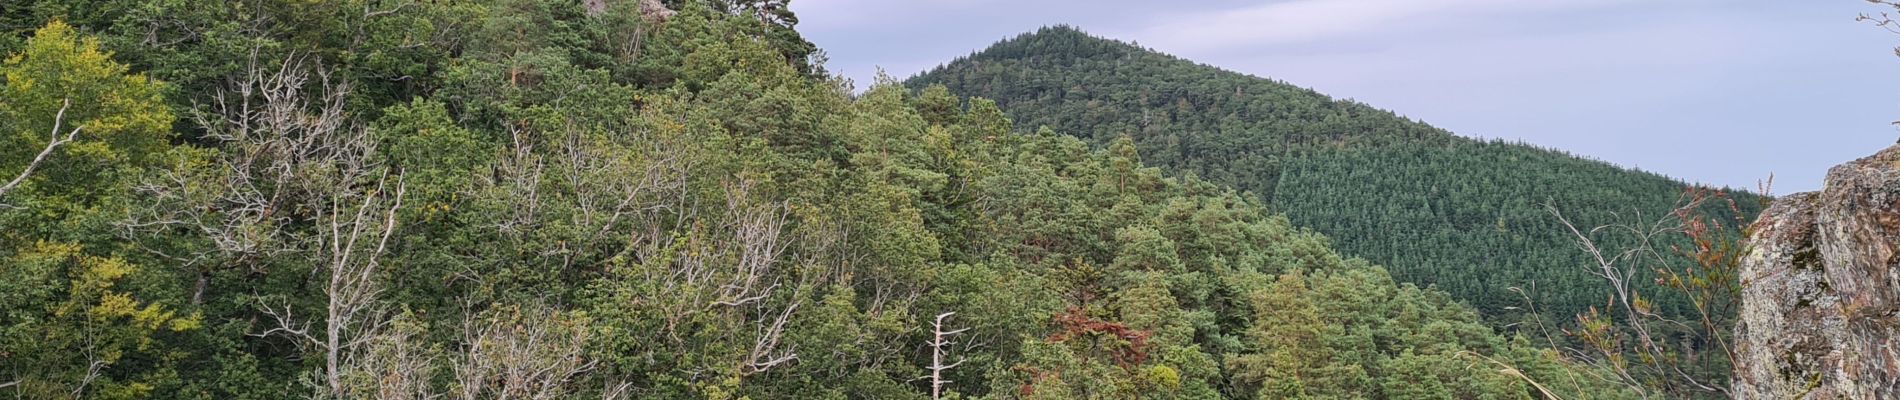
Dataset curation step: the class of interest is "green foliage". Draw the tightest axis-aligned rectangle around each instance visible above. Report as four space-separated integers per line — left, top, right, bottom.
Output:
907 24 1761 333
0 5 1645 400
2 19 172 204
1 20 196 399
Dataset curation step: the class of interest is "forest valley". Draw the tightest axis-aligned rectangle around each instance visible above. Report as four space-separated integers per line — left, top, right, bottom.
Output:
0 0 1786 399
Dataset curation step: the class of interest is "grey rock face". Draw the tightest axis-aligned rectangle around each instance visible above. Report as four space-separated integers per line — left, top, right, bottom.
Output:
1733 144 1900 398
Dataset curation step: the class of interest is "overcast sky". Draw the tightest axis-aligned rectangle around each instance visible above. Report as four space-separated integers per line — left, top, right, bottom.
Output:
792 0 1900 192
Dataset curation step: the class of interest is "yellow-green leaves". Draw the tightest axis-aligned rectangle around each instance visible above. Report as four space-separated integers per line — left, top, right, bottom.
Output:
4 241 199 398
2 20 173 203
0 20 191 399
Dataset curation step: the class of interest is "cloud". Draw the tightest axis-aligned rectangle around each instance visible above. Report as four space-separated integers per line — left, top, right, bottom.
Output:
1124 0 1641 53
795 0 1900 190
794 0 1005 33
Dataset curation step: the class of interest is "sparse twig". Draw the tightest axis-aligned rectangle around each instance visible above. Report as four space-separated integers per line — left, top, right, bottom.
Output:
1546 183 1765 397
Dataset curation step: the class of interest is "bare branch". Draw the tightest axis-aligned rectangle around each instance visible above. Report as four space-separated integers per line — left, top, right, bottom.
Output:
0 98 84 207
1546 189 1739 397
69 359 105 399
453 305 598 400
165 52 416 398
745 297 800 375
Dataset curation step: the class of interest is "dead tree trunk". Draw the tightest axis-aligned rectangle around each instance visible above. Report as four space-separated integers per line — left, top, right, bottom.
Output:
927 312 968 400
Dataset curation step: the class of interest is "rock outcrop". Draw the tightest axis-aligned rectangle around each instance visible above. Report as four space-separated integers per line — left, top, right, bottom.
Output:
1734 144 1900 398
581 0 676 23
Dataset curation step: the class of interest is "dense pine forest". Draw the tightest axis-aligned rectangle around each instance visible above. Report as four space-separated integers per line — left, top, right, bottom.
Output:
0 1 1669 398
907 26 1763 327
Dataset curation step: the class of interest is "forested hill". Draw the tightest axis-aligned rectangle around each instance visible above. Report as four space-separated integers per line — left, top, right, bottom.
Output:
907 25 1762 326
0 1 1642 398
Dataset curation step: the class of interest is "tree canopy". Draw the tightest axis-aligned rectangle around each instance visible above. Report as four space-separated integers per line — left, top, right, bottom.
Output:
0 3 1659 399
907 25 1762 328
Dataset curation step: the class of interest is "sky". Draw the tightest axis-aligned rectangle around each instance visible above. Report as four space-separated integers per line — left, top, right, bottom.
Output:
791 0 1900 193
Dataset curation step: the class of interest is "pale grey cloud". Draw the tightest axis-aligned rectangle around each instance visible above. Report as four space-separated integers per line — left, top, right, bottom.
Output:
796 0 1005 33
1123 0 1643 53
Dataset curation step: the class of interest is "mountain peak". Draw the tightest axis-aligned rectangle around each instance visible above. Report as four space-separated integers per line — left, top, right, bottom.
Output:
949 25 1150 66
1005 24 1103 44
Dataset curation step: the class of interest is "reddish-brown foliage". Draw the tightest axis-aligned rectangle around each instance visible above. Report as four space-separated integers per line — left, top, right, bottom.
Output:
1045 307 1151 368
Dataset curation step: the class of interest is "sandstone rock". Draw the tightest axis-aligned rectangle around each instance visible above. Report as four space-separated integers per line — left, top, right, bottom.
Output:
1733 144 1900 398
581 0 675 24
639 0 677 24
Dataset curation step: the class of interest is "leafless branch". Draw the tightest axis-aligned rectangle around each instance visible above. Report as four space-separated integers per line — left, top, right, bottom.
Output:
355 315 439 400
744 295 800 375
0 98 84 208
452 305 597 400
69 359 105 399
1547 190 1736 397
167 51 414 398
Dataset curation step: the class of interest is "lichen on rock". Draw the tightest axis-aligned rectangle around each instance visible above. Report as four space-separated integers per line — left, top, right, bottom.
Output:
1733 144 1900 398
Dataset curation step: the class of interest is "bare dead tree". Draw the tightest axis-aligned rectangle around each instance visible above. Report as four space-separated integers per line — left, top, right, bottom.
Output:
605 176 804 376
562 123 689 271
486 123 549 238
122 50 364 305
0 98 83 208
255 172 408 398
147 49 415 398
325 174 408 396
451 305 597 400
474 111 688 283
714 181 803 375
926 312 969 400
711 180 790 308
353 312 440 400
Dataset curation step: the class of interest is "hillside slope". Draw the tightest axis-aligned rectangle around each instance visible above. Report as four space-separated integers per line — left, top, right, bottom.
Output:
908 25 1761 323
0 4 1640 399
